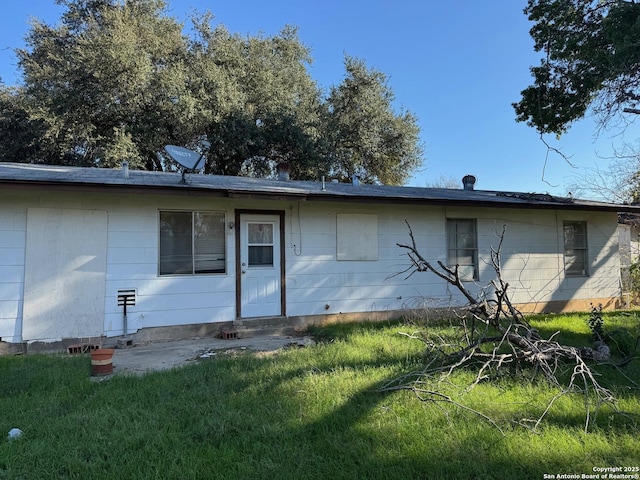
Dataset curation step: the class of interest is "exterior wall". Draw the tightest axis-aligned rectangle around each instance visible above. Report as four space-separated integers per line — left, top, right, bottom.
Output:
473 208 620 313
286 202 453 316
0 196 26 343
23 208 107 341
102 193 239 338
627 225 640 263
0 189 240 342
0 187 623 344
618 223 640 306
286 203 621 316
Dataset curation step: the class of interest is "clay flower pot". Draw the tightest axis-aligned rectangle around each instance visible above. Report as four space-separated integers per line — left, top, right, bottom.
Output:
90 348 115 376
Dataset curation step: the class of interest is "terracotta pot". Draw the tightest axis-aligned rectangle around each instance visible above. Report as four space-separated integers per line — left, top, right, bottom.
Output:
91 348 115 376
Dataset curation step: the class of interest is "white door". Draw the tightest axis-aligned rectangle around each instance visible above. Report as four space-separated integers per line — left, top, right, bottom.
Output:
239 214 282 318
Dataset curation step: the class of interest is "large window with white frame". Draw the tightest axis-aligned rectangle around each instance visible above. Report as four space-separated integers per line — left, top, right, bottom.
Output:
446 218 478 281
159 211 226 275
563 221 588 277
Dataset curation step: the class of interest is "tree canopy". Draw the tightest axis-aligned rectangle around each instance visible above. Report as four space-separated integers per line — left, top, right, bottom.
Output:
513 0 640 135
324 57 422 184
0 0 423 185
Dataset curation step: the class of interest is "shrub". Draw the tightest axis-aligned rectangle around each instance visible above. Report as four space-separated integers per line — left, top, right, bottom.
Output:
624 260 640 304
586 304 606 342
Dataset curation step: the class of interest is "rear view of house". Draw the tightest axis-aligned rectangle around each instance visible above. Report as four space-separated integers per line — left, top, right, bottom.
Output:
0 162 637 350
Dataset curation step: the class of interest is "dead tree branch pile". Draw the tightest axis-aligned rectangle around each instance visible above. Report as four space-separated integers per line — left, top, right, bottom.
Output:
383 221 626 432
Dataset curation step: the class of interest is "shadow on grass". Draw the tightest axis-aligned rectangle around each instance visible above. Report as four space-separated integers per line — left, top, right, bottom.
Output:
187 323 640 477
305 318 408 342
1 317 639 479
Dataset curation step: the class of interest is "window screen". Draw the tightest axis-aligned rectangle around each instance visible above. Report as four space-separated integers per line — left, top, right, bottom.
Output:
446 219 478 281
159 211 226 275
563 221 588 277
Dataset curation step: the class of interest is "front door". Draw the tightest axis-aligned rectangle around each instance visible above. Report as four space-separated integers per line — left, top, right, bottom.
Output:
238 213 283 318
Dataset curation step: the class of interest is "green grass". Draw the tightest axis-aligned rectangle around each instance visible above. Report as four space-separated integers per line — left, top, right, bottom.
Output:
0 315 639 479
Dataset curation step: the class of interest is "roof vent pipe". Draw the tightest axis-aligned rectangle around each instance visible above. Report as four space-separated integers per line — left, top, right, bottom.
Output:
462 175 476 191
277 163 290 181
122 161 129 179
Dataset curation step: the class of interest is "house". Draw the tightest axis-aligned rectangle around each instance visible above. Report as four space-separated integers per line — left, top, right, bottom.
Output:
617 213 640 303
1 162 638 350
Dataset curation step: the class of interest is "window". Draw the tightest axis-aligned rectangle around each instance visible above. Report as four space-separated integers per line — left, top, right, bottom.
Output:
159 211 226 275
563 221 588 276
446 219 478 281
247 222 274 267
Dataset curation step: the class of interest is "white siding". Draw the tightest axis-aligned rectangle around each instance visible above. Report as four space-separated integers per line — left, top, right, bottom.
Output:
286 203 457 316
285 204 621 316
0 208 26 342
23 208 107 342
0 188 624 343
103 196 236 336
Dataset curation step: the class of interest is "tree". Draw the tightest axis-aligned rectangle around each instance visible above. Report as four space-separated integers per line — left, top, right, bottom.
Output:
12 0 194 169
0 0 423 184
565 145 640 203
324 57 423 185
0 86 47 162
424 174 462 189
186 20 326 178
513 0 640 135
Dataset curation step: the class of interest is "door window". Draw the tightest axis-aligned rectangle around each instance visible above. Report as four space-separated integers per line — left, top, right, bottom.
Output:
247 222 274 267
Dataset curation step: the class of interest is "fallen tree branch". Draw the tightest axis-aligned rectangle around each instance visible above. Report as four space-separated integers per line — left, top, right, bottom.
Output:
385 221 626 432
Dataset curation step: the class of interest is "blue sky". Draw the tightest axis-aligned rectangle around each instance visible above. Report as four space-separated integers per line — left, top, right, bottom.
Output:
1 0 638 197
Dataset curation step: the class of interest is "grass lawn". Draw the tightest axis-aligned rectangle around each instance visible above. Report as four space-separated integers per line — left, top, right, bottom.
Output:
0 313 638 479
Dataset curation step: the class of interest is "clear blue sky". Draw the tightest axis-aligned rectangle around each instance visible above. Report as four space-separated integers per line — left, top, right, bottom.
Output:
1 0 638 197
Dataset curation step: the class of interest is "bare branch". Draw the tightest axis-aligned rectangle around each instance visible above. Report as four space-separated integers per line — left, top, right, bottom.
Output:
387 221 626 432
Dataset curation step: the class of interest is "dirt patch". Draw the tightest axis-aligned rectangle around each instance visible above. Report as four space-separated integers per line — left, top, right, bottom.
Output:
103 335 315 376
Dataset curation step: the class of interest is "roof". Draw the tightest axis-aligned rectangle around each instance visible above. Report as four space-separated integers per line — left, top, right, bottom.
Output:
0 162 638 213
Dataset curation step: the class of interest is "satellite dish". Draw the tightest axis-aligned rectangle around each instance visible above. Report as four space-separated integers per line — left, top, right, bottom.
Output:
164 144 208 183
164 145 205 170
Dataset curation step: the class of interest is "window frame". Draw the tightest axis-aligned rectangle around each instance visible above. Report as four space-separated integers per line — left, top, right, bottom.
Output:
563 221 589 277
158 210 227 276
446 218 479 281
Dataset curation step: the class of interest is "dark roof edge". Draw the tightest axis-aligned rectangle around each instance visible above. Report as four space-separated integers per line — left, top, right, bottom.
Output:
2 177 636 213
0 179 231 198
302 192 634 212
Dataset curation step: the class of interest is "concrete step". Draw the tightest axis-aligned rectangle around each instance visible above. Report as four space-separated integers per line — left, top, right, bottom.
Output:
231 317 297 339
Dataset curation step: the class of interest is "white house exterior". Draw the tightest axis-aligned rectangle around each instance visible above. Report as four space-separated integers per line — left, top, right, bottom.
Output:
0 162 638 349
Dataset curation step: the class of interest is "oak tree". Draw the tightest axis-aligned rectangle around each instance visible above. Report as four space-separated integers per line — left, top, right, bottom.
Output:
0 0 423 184
513 0 640 135
324 57 422 185
13 0 193 169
